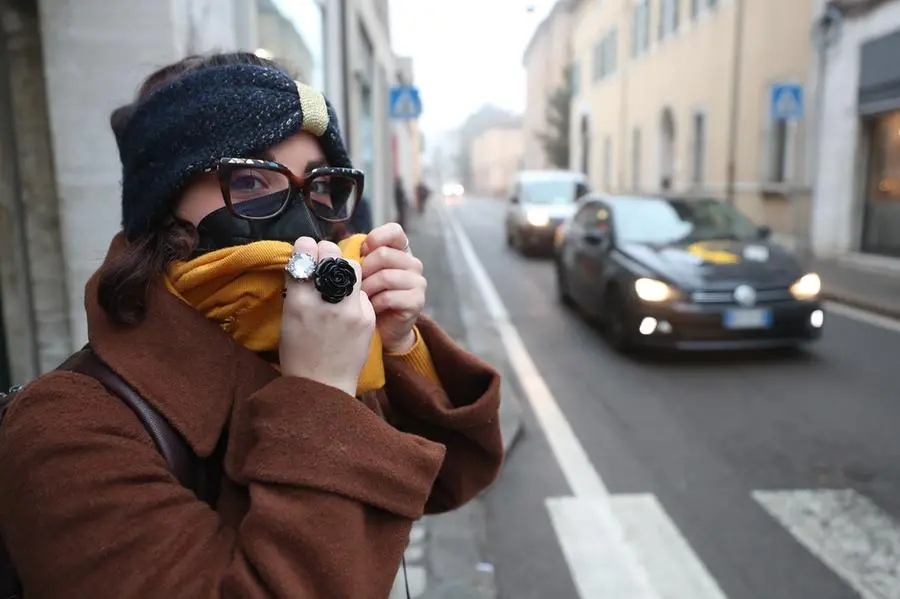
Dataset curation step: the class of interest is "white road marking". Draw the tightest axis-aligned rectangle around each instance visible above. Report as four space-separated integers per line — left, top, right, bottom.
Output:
611 495 730 599
441 202 728 599
753 489 900 599
546 497 659 598
824 301 900 335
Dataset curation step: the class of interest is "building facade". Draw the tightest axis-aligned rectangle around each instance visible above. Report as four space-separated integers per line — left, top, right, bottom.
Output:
569 0 814 245
809 0 900 259
470 125 526 198
523 0 574 170
0 0 259 389
257 0 316 84
0 0 412 388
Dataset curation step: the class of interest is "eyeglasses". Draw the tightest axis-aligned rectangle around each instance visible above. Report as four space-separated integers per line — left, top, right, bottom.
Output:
206 157 365 222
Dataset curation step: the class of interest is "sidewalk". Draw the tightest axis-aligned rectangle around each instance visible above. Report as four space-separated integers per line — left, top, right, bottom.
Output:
389 202 525 599
810 254 900 318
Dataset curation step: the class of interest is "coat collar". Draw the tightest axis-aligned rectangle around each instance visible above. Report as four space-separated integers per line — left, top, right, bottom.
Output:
85 234 280 456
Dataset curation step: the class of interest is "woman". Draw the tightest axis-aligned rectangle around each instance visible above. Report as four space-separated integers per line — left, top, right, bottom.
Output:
0 52 502 598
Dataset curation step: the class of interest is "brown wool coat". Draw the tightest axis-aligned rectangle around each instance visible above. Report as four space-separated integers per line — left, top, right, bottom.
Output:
0 237 504 599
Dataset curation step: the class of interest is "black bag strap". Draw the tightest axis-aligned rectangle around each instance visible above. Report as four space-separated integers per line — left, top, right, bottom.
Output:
59 347 222 506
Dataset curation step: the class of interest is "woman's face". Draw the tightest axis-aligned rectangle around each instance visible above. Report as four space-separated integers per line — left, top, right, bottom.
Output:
175 131 325 226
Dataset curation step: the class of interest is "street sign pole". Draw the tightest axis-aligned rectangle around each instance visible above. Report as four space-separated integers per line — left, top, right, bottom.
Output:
770 82 805 253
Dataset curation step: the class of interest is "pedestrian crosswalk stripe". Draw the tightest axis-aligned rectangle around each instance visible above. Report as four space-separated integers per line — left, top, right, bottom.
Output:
611 494 730 599
547 497 661 598
753 489 900 599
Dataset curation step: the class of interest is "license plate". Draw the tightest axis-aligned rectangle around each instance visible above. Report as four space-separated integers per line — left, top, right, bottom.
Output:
723 308 772 329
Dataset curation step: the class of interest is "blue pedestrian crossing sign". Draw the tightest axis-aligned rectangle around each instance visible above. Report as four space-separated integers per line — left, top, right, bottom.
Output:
770 83 803 121
389 86 422 120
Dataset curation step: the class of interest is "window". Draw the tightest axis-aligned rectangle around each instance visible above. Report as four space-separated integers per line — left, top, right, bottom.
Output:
862 111 900 255
691 112 706 185
520 179 586 204
605 29 618 75
593 29 618 81
632 127 642 189
570 61 580 96
632 1 650 56
659 0 679 39
767 120 789 183
613 197 760 245
592 40 605 81
603 136 613 189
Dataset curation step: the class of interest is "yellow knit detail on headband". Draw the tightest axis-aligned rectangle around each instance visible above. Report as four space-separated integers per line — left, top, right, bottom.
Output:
295 81 329 136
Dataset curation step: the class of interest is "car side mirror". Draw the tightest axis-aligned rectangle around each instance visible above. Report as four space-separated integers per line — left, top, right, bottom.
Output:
510 196 519 204
757 226 772 240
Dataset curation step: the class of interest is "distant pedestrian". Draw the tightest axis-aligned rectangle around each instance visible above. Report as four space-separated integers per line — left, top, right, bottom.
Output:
415 181 431 214
394 176 408 229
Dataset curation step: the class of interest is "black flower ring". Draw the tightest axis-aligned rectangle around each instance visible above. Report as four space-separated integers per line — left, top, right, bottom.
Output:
314 257 357 304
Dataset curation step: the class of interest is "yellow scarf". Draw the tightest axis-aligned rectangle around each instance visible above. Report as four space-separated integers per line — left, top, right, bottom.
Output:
164 234 385 395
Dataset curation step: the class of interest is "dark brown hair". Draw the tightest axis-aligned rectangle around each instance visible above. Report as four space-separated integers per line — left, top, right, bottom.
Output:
97 52 280 326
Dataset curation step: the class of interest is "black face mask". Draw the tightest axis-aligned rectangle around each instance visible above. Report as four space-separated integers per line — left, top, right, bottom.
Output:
193 191 333 256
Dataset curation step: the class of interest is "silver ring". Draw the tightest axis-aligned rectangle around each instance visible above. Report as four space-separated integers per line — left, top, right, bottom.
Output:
285 252 317 282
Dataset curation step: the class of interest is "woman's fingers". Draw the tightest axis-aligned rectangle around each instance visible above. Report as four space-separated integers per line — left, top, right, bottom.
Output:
361 246 423 279
368 289 424 315
361 222 408 256
361 268 423 298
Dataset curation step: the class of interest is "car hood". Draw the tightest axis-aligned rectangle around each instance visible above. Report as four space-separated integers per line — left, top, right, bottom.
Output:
521 203 578 220
619 238 804 289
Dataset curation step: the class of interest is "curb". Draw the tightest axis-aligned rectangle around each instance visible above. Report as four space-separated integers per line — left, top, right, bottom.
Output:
436 202 525 458
822 290 900 321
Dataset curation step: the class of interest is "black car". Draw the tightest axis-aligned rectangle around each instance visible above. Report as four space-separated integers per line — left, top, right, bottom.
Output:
554 194 824 351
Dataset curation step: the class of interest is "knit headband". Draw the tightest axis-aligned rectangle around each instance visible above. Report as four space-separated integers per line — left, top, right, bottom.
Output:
116 63 352 240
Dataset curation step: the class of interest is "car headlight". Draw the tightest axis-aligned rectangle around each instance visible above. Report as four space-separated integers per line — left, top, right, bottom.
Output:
634 278 673 302
526 209 550 227
790 273 821 300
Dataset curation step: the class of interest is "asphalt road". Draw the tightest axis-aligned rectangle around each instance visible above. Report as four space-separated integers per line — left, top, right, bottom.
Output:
447 196 900 599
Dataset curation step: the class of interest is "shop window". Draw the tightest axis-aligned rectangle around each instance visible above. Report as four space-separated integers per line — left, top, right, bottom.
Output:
862 111 900 256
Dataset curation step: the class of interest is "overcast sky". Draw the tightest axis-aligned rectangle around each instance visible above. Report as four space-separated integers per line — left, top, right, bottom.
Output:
389 0 555 137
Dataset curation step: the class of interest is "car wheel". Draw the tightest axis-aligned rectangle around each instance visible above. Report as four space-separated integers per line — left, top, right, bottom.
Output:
603 285 632 352
555 261 574 307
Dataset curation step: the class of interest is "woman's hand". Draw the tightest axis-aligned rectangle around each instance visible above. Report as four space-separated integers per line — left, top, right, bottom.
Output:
280 237 376 396
360 223 426 354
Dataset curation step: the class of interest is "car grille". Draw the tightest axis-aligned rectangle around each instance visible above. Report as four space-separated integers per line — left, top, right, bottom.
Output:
690 287 793 304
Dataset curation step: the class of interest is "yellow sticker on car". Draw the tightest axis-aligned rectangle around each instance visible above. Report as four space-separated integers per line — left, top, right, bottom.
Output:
686 242 741 264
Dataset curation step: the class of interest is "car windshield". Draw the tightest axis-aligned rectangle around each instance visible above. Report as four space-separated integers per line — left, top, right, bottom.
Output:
521 179 584 205
613 197 760 245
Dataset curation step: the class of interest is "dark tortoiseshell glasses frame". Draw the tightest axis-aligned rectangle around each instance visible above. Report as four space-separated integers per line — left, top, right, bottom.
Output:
205 157 365 222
